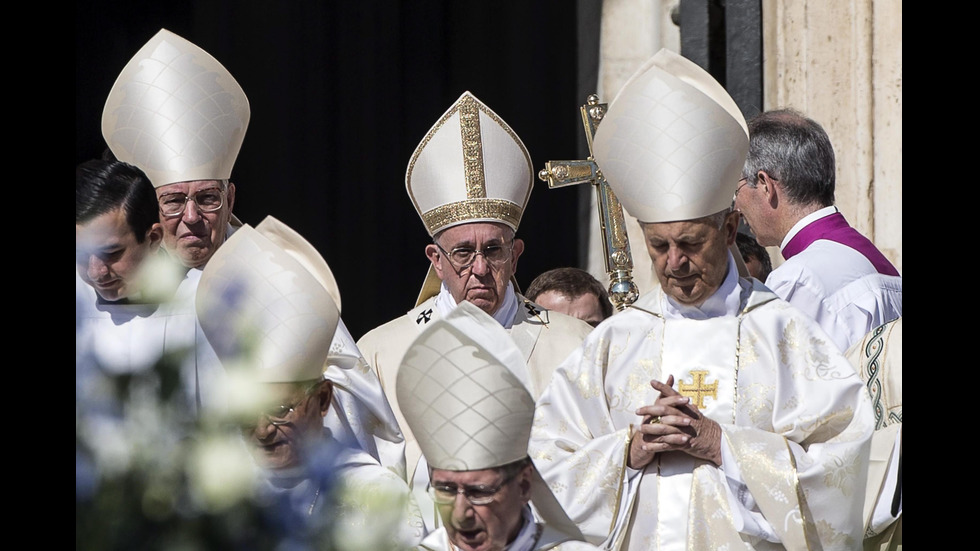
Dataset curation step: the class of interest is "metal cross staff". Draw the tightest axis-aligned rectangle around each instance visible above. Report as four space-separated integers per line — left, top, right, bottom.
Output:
537 94 639 311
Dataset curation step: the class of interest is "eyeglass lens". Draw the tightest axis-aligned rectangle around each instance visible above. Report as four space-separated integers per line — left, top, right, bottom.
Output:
159 188 223 216
442 243 512 268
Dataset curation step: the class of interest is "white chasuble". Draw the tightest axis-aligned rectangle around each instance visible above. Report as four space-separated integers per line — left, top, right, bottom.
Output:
529 270 873 551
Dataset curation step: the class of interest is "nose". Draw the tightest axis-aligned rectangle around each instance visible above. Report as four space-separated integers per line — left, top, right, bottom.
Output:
181 198 203 223
666 247 688 272
248 416 279 440
468 253 490 276
450 493 476 523
87 255 108 281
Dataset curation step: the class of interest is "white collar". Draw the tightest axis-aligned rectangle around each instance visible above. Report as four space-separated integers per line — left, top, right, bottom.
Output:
661 253 741 320
780 205 839 251
434 281 519 329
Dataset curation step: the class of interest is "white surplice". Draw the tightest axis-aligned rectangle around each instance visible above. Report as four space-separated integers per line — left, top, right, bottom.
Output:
529 254 874 550
766 207 902 354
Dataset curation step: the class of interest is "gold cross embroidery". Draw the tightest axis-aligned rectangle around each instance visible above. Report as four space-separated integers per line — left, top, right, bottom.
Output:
678 370 718 409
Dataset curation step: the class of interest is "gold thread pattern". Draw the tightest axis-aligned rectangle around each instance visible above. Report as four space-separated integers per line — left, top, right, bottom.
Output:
678 370 719 409
406 93 533 234
421 199 522 234
457 95 488 200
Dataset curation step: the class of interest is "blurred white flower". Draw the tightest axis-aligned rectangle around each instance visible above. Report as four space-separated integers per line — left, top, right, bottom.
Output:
188 434 258 512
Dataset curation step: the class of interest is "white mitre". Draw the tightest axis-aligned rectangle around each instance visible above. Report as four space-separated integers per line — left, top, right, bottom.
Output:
102 28 250 189
397 301 585 542
406 91 533 237
592 48 749 223
196 224 339 383
218 216 405 474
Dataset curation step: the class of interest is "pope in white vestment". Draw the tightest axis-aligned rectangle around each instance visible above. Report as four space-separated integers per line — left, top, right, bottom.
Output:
529 255 874 549
528 49 875 550
356 91 593 481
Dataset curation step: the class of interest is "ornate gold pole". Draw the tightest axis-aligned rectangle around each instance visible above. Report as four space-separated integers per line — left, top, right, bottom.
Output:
538 94 639 311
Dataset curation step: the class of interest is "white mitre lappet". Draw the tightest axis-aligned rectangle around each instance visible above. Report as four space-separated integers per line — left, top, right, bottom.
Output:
406 91 533 305
102 28 250 189
592 48 748 224
396 301 585 544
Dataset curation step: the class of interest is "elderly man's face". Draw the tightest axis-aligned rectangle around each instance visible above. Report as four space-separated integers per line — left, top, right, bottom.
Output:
431 465 531 551
76 207 163 302
641 211 739 307
426 222 524 316
241 380 332 471
156 180 236 269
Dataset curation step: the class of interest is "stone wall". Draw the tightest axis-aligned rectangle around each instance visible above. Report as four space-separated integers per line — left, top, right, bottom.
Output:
588 0 901 301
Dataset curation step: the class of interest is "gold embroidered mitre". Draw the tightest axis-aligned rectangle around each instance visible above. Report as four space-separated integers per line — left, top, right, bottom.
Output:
196 223 339 383
406 91 533 236
592 48 748 223
102 28 250 188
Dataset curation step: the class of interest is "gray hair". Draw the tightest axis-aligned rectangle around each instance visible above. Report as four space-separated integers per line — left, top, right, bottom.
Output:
742 109 836 207
638 208 732 231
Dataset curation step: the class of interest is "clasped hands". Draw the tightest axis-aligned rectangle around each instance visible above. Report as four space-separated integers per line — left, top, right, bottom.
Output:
628 374 722 470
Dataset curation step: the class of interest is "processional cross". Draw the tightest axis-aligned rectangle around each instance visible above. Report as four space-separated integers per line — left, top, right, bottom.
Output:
537 94 639 311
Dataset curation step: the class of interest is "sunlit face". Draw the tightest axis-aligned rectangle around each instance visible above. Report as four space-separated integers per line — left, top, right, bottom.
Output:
431 466 531 551
76 207 163 302
641 211 739 307
156 179 236 269
426 222 524 316
241 381 332 471
533 290 606 327
733 178 779 247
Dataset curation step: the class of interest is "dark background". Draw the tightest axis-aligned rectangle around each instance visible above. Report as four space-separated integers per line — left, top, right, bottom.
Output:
77 2 593 340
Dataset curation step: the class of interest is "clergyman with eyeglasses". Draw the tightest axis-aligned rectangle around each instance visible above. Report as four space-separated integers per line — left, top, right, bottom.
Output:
196 223 424 548
102 29 249 273
98 29 409 479
397 302 597 551
355 92 594 499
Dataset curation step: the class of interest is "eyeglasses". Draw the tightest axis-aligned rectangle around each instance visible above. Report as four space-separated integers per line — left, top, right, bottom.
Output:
435 241 514 271
733 178 750 201
158 187 225 218
428 470 520 506
240 383 320 431
262 403 301 426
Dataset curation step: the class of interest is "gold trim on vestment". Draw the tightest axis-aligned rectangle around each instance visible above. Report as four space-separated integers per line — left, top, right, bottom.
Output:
610 427 634 548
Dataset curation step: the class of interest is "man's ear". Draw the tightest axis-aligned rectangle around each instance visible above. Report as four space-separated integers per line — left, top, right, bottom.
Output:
724 210 740 246
316 380 334 418
226 182 236 211
518 463 534 504
510 238 525 273
146 223 164 251
425 243 446 279
757 171 779 208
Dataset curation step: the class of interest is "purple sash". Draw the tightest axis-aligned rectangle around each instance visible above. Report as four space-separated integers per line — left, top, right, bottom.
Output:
782 212 900 276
